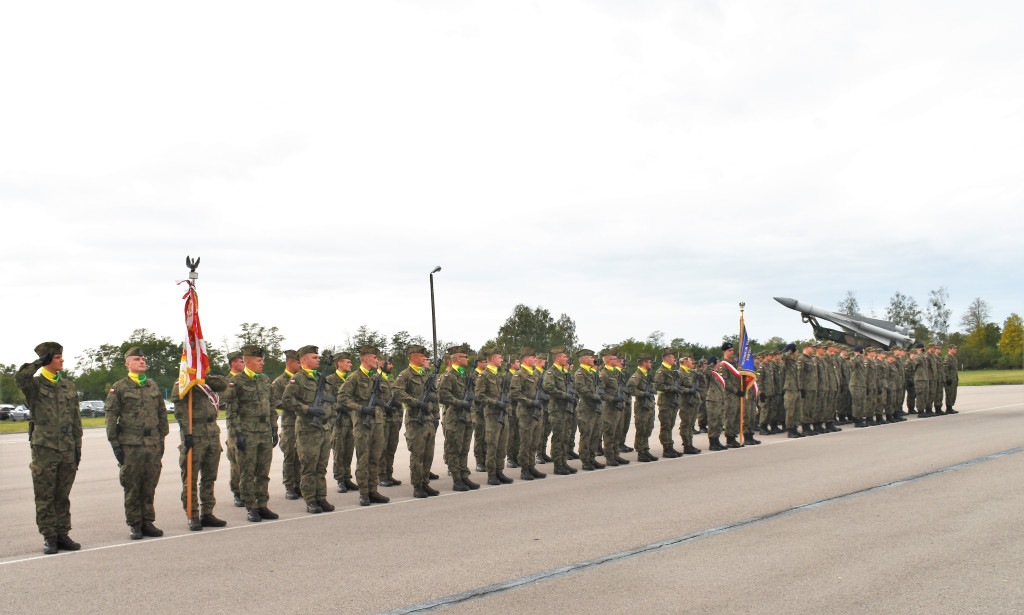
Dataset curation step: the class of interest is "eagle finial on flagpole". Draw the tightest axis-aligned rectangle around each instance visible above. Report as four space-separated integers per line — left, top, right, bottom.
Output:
185 255 200 280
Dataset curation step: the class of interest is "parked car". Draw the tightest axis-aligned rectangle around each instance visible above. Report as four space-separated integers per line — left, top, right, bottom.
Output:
0 404 15 420
80 400 106 418
10 405 31 421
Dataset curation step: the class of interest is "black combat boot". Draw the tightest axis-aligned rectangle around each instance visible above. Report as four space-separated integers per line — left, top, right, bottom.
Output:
536 454 547 465
554 464 571 475
359 494 371 506
725 436 742 448
129 524 143 540
946 408 958 415
520 469 534 481
56 534 81 550
801 423 815 436
854 419 868 428
758 426 771 436
316 501 334 513
487 473 500 485
306 502 322 514
43 537 58 554
258 507 279 519
248 508 263 521
452 478 469 492
188 517 203 531
497 471 514 484
287 489 302 499
637 451 653 462
682 445 702 455
541 451 553 462
233 494 244 507
413 486 429 498
827 422 841 432
141 522 163 537
463 477 480 490
787 428 803 439
423 483 439 496
336 481 348 494
529 467 547 479
368 491 390 503
475 463 487 472
567 450 580 460
379 476 395 487
744 434 761 445
581 461 596 471
200 514 227 527
619 444 634 453
429 472 440 480
591 458 606 469
709 437 727 449
663 447 681 458
506 456 519 469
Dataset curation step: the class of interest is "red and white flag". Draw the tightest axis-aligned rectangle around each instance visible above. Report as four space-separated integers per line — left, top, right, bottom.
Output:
177 279 218 406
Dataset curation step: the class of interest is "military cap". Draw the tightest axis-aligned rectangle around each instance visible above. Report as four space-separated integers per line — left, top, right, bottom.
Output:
660 347 676 358
949 344 958 349
474 353 488 364
283 349 299 361
707 355 719 365
519 347 536 359
802 340 815 348
227 351 242 362
721 342 734 351
297 345 319 357
636 352 653 362
928 341 939 348
447 345 467 356
125 346 145 360
549 346 566 356
913 342 924 349
853 345 864 353
784 343 797 353
358 345 379 356
34 341 63 358
334 351 352 362
536 352 548 361
577 348 594 359
601 347 618 357
679 355 693 363
241 344 264 358
407 344 427 357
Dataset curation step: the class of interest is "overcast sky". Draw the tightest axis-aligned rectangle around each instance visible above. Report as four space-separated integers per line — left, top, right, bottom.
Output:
2 0 1022 368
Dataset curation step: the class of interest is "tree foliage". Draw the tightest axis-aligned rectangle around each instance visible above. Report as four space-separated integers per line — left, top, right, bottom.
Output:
72 328 181 400
493 304 578 356
1 364 26 404
837 290 861 316
998 313 1023 369
925 286 951 343
885 291 923 327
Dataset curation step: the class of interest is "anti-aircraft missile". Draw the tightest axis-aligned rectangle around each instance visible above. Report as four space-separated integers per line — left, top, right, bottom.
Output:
774 297 915 349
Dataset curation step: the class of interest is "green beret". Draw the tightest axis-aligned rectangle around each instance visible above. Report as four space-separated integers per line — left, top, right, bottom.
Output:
407 345 427 357
283 349 298 361
519 347 535 360
577 348 594 359
125 346 145 360
241 344 264 358
227 351 242 362
661 347 676 358
297 345 319 358
34 341 63 358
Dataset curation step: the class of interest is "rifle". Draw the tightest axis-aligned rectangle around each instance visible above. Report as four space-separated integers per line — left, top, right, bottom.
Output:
672 364 700 405
613 356 630 411
309 353 336 429
459 368 477 423
380 355 400 418
361 367 385 428
414 360 443 424
497 364 512 425
564 348 579 418
532 369 549 421
643 365 657 407
592 361 602 415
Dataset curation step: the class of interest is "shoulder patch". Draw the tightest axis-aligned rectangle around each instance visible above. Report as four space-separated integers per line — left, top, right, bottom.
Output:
109 388 115 393
228 382 235 387
289 379 296 384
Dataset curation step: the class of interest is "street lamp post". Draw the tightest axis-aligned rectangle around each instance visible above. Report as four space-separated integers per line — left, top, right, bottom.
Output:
430 266 442 360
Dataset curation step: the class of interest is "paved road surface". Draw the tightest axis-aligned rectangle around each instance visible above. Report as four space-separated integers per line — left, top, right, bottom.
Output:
1 385 1021 614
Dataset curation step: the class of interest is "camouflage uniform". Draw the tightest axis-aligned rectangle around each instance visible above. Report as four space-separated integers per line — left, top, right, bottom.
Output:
598 365 623 462
16 350 82 541
221 372 241 501
574 360 601 466
780 352 801 430
338 366 387 497
439 359 474 485
677 366 699 450
912 352 930 413
626 366 655 456
943 350 959 411
797 351 818 429
695 365 710 432
542 360 574 470
705 368 727 440
510 362 544 475
326 370 356 488
848 353 868 423
815 351 830 425
718 359 744 439
230 368 276 510
505 368 520 467
756 359 773 431
106 373 169 528
472 367 487 469
283 368 334 506
172 376 227 519
654 362 680 454
378 371 404 482
272 368 301 496
391 361 439 491
476 364 509 478
930 350 944 413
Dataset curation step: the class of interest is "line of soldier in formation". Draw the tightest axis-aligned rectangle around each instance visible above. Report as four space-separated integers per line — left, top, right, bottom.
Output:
16 337 960 555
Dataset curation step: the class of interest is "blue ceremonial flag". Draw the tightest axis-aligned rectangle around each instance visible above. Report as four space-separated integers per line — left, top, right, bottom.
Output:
739 313 757 392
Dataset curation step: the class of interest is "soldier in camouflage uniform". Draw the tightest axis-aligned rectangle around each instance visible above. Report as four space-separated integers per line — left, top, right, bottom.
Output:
573 349 604 471
849 346 869 428
779 343 803 438
676 356 702 454
390 345 441 498
338 346 391 506
616 352 634 455
541 347 577 474
797 341 819 435
534 352 553 465
471 354 488 473
719 342 758 446
504 356 521 469
825 343 842 431
476 348 514 485
439 346 481 491
598 350 629 466
105 346 169 540
282 345 336 514
892 348 907 421
626 353 658 461
325 352 358 494
838 347 852 424
814 344 832 432
272 350 303 500
943 346 959 413
222 351 244 507
171 369 228 531
654 349 682 458
929 343 945 414
696 359 710 433
377 356 404 487
16 342 83 554
704 356 728 449
911 344 931 416
230 345 279 522
756 353 774 436
510 348 547 480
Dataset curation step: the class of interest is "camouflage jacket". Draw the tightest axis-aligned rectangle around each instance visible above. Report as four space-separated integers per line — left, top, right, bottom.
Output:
716 359 743 398
573 366 601 413
542 364 572 413
780 353 800 392
171 374 227 438
510 365 540 415
598 366 620 411
229 371 276 434
705 368 727 407
848 355 867 389
392 365 439 422
475 366 504 412
105 376 169 447
626 367 653 412
653 363 680 410
438 367 467 410
943 354 959 384
283 368 335 432
271 370 294 426
16 364 82 452
337 367 385 425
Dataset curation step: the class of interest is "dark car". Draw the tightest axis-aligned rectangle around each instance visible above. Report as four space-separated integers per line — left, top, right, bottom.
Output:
80 401 106 418
0 404 14 420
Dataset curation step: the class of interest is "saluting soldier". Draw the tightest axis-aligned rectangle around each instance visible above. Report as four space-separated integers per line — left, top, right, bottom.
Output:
756 353 773 436
338 346 391 506
222 351 244 507
929 343 945 414
542 347 578 474
626 353 657 461
326 352 358 494
171 368 229 531
230 345 279 522
282 346 335 514
912 343 931 417
598 349 629 466
510 347 547 481
439 346 481 491
574 349 604 471
272 350 303 500
654 348 681 458
390 345 440 498
105 347 169 540
943 346 959 414
615 352 633 455
16 342 83 554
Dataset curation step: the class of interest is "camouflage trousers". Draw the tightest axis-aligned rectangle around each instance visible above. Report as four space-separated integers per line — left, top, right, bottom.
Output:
632 401 655 454
473 407 487 466
944 382 957 409
541 408 551 454
915 380 931 412
279 420 300 492
332 415 354 482
548 409 571 466
697 400 708 430
179 435 221 518
678 401 698 448
906 384 917 412
380 417 402 479
238 430 273 508
405 415 436 487
932 380 944 411
618 402 632 448
724 396 741 437
576 404 599 462
516 407 542 470
801 391 817 424
30 445 77 537
484 408 509 475
225 431 240 496
657 401 679 450
850 388 866 420
119 443 162 526
354 417 385 495
707 399 725 440
601 405 622 460
783 391 800 429
506 409 520 462
443 406 473 480
297 428 330 504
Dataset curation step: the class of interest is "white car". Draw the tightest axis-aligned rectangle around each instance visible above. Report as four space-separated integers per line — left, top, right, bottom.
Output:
10 405 31 421
164 399 175 414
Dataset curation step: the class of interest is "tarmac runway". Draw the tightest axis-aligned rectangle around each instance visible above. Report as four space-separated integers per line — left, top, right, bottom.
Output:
2 385 1022 614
